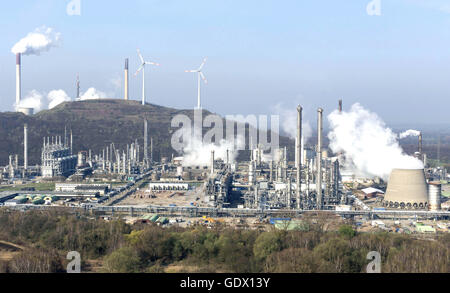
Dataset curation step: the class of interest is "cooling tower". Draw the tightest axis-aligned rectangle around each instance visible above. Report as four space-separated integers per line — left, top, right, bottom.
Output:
383 168 428 209
17 107 33 115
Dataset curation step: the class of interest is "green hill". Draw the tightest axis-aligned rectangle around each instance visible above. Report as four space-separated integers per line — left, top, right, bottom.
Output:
0 99 292 166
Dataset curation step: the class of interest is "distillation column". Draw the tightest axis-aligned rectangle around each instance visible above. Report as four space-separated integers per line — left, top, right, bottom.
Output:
316 108 323 210
296 105 302 209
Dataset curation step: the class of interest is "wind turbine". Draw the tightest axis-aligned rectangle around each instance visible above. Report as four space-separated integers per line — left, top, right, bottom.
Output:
135 49 160 105
185 57 207 109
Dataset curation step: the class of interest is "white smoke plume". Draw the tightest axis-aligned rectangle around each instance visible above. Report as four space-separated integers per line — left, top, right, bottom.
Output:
11 26 61 55
273 103 312 142
398 129 420 139
78 87 108 100
327 103 423 180
48 90 72 109
13 87 108 112
15 90 44 112
181 136 242 167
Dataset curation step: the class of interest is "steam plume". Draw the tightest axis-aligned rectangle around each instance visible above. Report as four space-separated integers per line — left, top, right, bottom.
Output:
15 90 44 112
274 104 312 141
48 90 71 109
13 87 108 112
399 129 420 139
327 103 423 180
11 26 61 56
181 136 242 167
78 87 107 100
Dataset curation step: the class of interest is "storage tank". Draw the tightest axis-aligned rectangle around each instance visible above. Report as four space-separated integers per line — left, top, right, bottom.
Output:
14 195 27 204
32 198 45 205
44 195 59 202
176 166 183 177
17 107 34 116
383 168 428 209
77 152 87 167
428 182 441 211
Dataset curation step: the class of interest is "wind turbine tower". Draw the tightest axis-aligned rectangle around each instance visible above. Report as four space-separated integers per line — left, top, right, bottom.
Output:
185 57 208 109
135 49 160 106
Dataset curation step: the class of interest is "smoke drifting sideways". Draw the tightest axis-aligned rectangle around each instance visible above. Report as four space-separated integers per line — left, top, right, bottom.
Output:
15 88 108 112
327 103 423 180
399 129 420 139
11 26 61 55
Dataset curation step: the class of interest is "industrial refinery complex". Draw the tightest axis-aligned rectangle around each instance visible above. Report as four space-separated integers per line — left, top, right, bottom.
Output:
1 90 449 235
1 24 449 236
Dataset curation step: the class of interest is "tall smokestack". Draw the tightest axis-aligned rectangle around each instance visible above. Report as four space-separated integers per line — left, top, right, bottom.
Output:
24 124 28 170
296 105 302 209
316 108 323 210
339 99 342 112
124 58 129 100
76 74 80 99
144 119 148 166
211 150 215 175
150 137 153 164
418 132 423 154
16 53 21 108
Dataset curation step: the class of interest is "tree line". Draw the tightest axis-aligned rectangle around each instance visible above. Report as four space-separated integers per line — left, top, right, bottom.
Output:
0 209 448 273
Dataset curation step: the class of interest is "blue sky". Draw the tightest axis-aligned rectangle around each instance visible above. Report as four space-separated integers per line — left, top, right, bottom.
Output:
1 0 450 125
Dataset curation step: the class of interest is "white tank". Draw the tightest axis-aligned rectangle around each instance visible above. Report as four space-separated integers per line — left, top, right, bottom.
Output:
77 152 86 167
176 166 183 177
428 182 441 211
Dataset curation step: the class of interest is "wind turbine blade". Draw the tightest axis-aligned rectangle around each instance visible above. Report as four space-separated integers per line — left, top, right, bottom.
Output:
185 70 197 73
137 49 144 64
146 61 160 66
200 72 208 84
198 57 207 70
134 65 144 76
